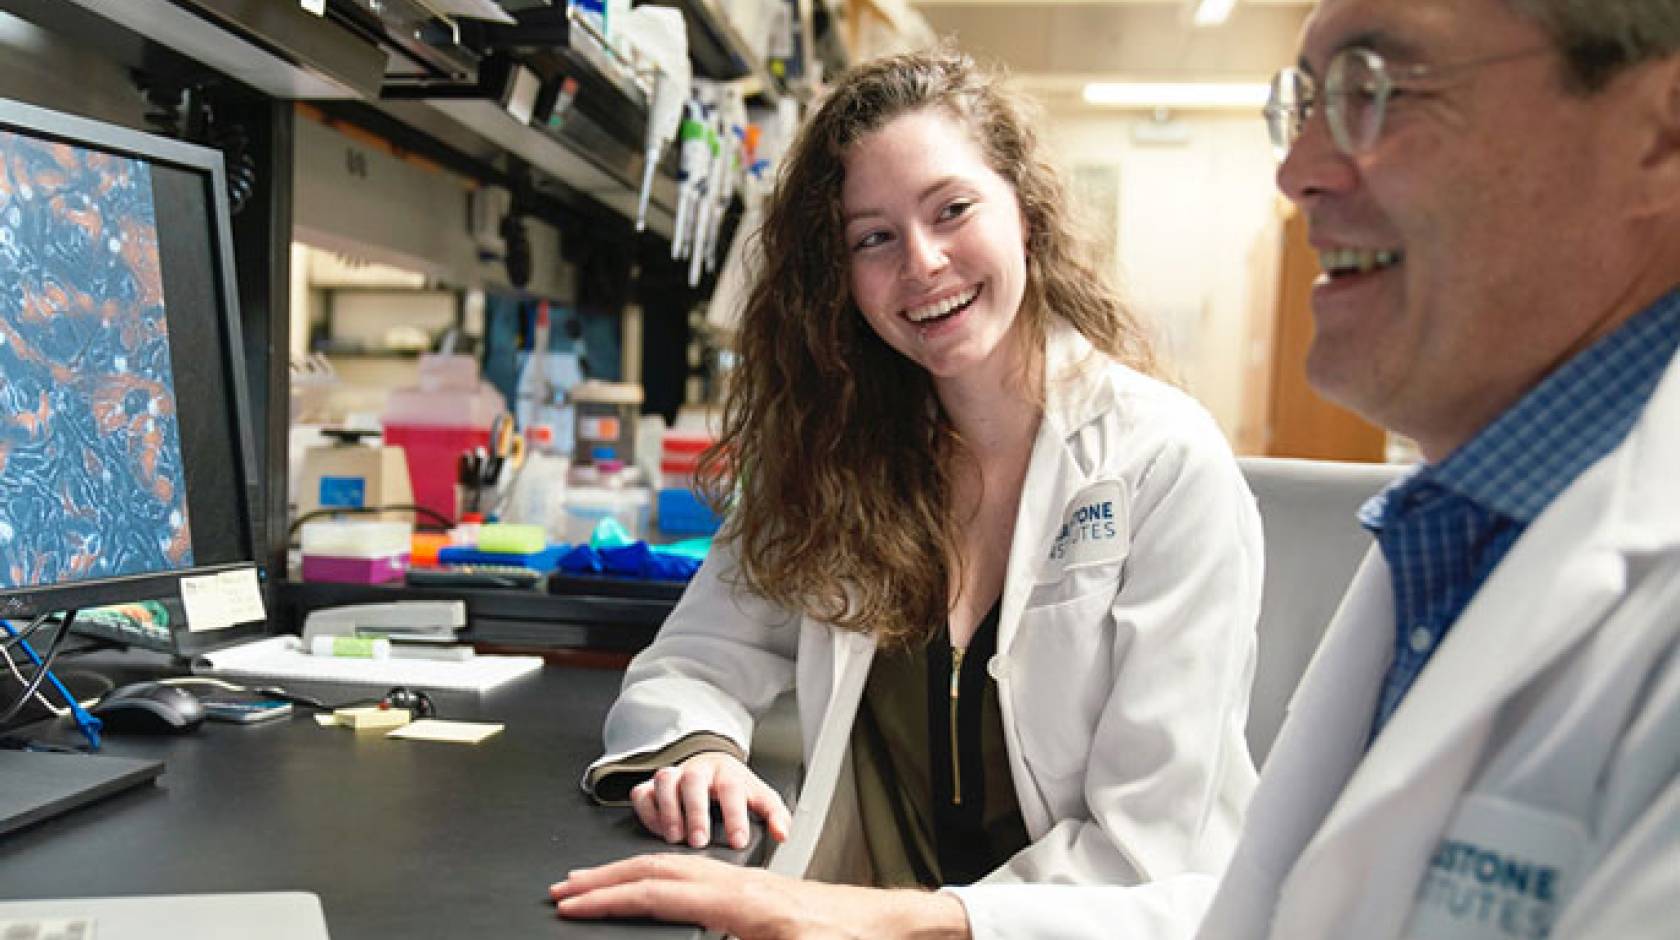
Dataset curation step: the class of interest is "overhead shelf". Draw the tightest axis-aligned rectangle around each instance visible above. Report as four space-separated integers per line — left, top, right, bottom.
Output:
34 0 385 99
650 0 787 103
418 97 677 237
33 0 730 240
330 0 482 86
467 4 651 106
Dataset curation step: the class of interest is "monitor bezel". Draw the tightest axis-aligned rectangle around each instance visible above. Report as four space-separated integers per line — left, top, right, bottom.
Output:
0 96 263 622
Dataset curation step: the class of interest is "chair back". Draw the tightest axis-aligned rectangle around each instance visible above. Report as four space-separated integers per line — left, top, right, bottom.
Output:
1240 456 1403 765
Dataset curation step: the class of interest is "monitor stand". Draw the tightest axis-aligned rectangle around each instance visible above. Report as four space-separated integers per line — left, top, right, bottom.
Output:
0 749 163 836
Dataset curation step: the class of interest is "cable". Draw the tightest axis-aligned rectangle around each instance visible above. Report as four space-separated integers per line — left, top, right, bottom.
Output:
211 118 257 216
0 623 104 750
133 71 258 216
157 676 247 693
54 669 115 702
159 677 436 716
1 612 52 654
288 503 455 539
0 615 75 717
158 676 330 712
255 686 335 711
0 640 62 716
1 618 59 712
0 646 108 716
0 611 78 730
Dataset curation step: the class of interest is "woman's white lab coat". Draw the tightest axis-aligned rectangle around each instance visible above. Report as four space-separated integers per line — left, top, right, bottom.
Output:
1194 346 1680 940
585 326 1265 940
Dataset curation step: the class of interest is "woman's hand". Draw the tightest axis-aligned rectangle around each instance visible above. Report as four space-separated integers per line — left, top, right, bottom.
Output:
630 751 793 849
550 855 970 940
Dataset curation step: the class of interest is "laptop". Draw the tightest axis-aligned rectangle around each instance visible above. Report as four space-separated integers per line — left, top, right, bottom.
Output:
0 750 163 837
0 892 330 939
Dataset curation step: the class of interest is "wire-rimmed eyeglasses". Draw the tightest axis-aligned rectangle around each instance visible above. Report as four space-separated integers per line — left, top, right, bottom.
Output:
1263 45 1554 159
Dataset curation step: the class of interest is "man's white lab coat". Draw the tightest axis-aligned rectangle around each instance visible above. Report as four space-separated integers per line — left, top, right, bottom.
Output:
1195 346 1680 940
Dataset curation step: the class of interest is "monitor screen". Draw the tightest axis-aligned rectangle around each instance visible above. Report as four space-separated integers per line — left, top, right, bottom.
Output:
0 96 261 623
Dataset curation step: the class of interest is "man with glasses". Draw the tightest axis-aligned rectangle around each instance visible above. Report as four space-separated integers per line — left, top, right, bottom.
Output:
530 2 1673 938
1198 0 1680 938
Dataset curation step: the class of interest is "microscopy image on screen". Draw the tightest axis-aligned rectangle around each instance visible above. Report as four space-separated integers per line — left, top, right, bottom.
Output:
0 130 194 591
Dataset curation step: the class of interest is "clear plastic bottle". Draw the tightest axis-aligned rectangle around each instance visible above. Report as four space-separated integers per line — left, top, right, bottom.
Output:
515 301 553 443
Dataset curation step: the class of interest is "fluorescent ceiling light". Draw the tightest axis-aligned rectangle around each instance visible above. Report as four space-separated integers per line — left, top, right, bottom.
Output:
1082 82 1270 109
1191 0 1239 26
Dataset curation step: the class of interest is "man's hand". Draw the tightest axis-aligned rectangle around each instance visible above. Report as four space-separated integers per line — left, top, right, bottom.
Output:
549 855 970 940
631 752 792 849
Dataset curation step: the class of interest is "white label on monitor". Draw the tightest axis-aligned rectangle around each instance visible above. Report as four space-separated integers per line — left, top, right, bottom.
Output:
220 568 267 625
179 568 267 632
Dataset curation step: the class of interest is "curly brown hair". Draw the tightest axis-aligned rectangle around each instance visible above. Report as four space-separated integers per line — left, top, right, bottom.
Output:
697 46 1157 647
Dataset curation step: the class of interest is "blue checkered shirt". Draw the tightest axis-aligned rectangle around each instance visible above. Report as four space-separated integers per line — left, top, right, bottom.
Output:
1361 288 1680 740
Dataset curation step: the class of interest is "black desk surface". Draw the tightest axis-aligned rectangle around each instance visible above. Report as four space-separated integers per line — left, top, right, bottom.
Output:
0 659 789 939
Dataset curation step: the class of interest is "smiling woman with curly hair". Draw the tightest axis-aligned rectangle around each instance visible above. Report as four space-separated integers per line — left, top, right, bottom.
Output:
561 47 1264 940
700 47 1159 650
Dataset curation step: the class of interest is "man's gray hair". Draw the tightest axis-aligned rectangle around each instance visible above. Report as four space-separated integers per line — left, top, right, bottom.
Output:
1507 0 1680 91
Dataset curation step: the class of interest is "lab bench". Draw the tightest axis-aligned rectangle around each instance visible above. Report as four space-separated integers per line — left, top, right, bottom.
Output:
273 575 684 665
0 653 798 939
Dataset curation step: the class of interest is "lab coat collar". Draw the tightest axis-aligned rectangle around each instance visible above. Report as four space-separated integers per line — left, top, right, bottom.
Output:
997 324 1114 654
1608 343 1680 555
1276 345 1680 934
1041 321 1118 439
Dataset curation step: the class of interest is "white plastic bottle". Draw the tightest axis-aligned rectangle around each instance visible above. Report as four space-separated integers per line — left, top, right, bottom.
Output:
515 300 553 441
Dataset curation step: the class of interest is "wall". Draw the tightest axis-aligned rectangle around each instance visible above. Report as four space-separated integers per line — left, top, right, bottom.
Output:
923 3 1305 80
291 115 575 301
1044 108 1281 445
295 279 467 426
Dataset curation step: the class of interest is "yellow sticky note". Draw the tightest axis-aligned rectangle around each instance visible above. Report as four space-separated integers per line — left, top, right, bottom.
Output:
386 719 503 744
333 706 412 730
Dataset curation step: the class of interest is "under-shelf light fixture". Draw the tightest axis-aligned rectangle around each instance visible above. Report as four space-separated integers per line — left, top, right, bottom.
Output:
1191 0 1239 27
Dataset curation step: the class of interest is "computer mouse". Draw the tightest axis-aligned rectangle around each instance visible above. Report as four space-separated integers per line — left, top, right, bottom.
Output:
91 681 206 734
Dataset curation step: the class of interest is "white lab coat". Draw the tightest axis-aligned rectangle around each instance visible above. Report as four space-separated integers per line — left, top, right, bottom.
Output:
1195 345 1680 940
585 325 1265 940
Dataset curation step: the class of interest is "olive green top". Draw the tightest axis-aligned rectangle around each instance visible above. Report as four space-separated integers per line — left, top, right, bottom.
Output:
850 600 1030 887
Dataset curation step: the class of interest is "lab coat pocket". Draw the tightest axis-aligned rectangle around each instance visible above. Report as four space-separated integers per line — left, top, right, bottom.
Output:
1026 557 1126 609
1009 585 1118 783
1403 794 1588 940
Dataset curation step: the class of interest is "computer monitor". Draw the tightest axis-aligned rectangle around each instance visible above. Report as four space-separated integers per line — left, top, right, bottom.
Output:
0 96 262 628
0 95 265 834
